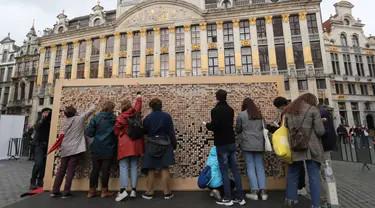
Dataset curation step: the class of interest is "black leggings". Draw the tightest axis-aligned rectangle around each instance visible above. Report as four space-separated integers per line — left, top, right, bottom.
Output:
89 157 112 189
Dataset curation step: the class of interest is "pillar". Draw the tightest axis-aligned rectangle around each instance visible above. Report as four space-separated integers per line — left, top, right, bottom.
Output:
216 21 225 74
299 12 313 73
84 38 92 79
200 22 208 75
153 28 161 77
113 32 121 78
48 45 56 84
37 47 46 86
126 31 134 77
139 29 147 77
98 35 106 78
184 24 192 76
169 26 176 77
232 19 242 73
71 41 79 79
265 16 278 75
60 43 68 79
249 18 260 74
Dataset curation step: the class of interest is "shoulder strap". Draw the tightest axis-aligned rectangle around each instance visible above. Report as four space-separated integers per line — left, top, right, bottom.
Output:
291 106 313 128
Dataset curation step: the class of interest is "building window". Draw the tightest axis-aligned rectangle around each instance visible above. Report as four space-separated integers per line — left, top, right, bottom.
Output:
67 43 74 60
365 103 371 111
104 60 113 78
2 51 8 63
276 44 287 70
79 41 86 58
192 51 201 76
208 50 219 75
120 34 127 51
93 18 101 26
50 97 54 105
160 54 169 77
176 27 184 47
360 84 369 95
7 67 13 81
225 49 235 74
9 54 14 62
133 32 141 51
240 21 250 40
316 79 327 89
256 18 267 38
352 103 361 125
335 83 344 94
338 102 348 125
340 34 348 46
259 46 269 72
91 39 100 56
293 43 305 69
298 80 308 91
306 13 318 34
273 16 284 37
161 29 169 48
53 67 60 87
147 31 154 49
223 22 234 42
106 36 114 54
32 61 38 74
241 47 253 74
20 82 25 100
343 54 353 75
77 64 84 79
39 98 44 106
367 56 375 77
90 62 99 78
132 56 140 78
311 42 323 68
352 35 359 47
44 48 51 63
17 62 23 75
284 81 290 91
119 57 126 78
65 66 72 79
207 24 217 43
3 87 9 105
192 25 200 44
290 15 301 36
319 98 329 106
42 69 48 89
146 56 154 77
355 55 365 76
0 68 5 82
28 81 34 100
55 45 62 62
348 83 356 95
331 53 340 75
176 53 185 77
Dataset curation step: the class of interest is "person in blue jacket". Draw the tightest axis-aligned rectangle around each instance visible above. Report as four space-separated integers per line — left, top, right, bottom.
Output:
205 146 235 201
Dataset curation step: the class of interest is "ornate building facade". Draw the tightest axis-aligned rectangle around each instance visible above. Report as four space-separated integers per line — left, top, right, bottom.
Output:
36 0 326 121
323 0 375 128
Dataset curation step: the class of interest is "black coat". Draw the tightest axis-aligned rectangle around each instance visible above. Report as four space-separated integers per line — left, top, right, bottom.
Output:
206 101 235 146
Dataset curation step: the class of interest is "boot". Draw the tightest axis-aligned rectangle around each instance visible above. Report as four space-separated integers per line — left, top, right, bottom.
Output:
87 188 99 198
101 188 115 198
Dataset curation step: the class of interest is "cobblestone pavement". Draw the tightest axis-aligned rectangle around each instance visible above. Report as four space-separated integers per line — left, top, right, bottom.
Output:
0 158 33 208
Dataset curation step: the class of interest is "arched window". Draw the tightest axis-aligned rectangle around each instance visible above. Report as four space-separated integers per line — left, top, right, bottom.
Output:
58 26 64 33
352 35 360 47
34 48 38 55
9 54 14 62
20 51 24 56
2 51 8 63
340 34 348 46
26 45 30 54
94 18 101 26
344 19 350 26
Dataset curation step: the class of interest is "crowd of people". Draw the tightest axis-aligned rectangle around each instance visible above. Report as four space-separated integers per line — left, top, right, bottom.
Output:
27 84 342 207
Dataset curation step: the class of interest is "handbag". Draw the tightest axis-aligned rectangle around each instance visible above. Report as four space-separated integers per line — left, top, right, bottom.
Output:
262 120 273 152
197 165 212 189
272 117 292 164
147 134 170 158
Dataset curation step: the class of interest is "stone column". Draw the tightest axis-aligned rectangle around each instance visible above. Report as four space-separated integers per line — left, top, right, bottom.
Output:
216 21 225 74
60 43 68 79
71 41 79 79
48 45 56 84
169 26 176 77
37 47 46 86
265 16 278 75
232 19 242 73
84 38 92 79
184 24 192 76
113 32 121 78
139 29 147 77
249 18 260 74
200 22 208 75
126 31 134 77
98 35 107 78
299 12 313 73
153 28 161 77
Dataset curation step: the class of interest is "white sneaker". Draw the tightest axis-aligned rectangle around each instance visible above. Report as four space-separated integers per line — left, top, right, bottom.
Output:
115 190 128 202
297 188 307 196
216 199 234 206
130 190 136 198
245 193 258 201
261 193 268 201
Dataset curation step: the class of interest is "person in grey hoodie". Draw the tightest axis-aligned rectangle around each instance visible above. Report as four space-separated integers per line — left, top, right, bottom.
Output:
235 97 268 201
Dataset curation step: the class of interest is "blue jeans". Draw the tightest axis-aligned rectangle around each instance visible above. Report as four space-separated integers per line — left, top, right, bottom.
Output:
216 143 244 200
119 156 139 189
243 151 266 191
286 160 321 207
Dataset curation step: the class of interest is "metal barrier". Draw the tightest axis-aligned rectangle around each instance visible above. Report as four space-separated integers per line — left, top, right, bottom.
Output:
331 135 374 170
7 137 30 160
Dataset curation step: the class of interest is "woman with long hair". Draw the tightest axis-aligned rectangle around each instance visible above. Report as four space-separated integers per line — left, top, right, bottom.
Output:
235 97 268 201
283 93 325 208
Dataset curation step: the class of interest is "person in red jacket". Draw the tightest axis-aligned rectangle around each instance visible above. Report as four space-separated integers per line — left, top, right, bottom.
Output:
114 84 145 202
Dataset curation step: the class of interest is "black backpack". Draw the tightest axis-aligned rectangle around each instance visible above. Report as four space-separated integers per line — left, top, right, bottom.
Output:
127 112 144 141
321 113 337 151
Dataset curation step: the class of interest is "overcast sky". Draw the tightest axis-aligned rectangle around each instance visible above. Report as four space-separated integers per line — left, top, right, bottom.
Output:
0 0 373 46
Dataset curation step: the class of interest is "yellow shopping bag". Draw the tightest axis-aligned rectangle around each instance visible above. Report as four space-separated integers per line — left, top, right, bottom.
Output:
272 118 292 164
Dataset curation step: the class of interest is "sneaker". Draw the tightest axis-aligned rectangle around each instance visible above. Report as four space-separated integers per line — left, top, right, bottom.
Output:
260 189 268 201
130 190 137 198
245 190 259 200
216 199 234 206
297 187 307 196
62 192 72 199
164 192 174 200
142 192 154 200
115 190 128 202
211 189 221 201
233 198 246 206
50 192 62 198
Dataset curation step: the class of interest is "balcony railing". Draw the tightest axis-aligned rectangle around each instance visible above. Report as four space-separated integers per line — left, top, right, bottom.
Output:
309 33 320 41
315 68 324 76
353 47 361 53
235 0 250 6
175 45 184 53
341 46 350 52
274 37 285 44
296 69 306 77
291 35 302 43
205 3 217 9
224 42 234 48
278 70 288 77
258 38 267 45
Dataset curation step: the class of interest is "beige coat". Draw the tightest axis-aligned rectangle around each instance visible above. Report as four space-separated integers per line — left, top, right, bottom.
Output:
285 103 325 163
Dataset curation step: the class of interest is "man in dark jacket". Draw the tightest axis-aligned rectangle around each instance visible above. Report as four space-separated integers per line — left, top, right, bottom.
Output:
205 90 245 206
30 108 52 190
337 124 348 144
